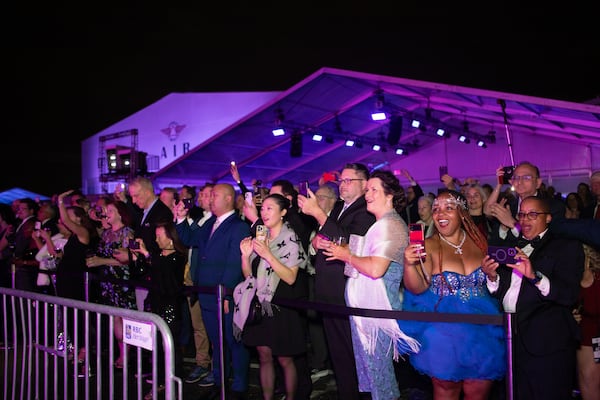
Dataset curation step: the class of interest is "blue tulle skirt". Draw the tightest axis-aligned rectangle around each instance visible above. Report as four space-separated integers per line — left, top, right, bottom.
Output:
400 269 507 381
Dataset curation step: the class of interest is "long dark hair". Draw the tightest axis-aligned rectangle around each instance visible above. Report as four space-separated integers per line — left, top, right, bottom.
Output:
156 221 188 260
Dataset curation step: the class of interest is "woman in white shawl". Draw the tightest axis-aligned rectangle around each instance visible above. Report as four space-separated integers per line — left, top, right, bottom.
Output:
236 193 308 400
325 170 419 400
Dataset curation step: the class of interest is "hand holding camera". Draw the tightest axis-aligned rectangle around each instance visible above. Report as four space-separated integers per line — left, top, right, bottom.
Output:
497 166 514 185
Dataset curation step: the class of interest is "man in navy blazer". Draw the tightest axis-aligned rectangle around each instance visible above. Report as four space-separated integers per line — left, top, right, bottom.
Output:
485 196 583 399
177 183 250 399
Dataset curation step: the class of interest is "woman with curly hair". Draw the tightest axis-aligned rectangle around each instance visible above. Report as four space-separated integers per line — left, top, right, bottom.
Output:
403 190 506 400
325 170 420 400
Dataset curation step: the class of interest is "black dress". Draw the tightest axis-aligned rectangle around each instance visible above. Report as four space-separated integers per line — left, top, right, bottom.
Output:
242 227 308 356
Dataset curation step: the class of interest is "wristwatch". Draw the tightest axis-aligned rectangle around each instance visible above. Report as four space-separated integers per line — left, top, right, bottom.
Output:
528 270 543 285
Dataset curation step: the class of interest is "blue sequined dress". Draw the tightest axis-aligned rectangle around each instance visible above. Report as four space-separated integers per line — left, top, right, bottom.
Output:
401 267 506 381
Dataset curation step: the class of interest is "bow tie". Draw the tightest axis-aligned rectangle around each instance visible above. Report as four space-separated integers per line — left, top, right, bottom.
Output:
517 235 541 249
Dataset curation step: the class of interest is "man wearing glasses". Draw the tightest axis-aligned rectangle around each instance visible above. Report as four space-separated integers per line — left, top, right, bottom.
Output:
298 163 375 400
484 161 565 245
484 196 583 399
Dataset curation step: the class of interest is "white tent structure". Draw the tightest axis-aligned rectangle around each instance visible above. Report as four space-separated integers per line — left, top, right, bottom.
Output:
81 67 600 196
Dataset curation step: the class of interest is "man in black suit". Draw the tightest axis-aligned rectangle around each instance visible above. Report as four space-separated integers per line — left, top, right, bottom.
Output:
114 176 173 310
484 196 583 399
485 161 565 246
298 163 375 400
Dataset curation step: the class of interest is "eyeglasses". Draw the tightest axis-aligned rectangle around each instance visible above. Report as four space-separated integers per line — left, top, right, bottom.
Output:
510 175 534 183
337 178 364 185
516 211 549 220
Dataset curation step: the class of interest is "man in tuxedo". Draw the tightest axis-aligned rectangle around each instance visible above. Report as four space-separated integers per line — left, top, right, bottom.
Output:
298 163 375 400
485 196 583 399
177 183 250 399
485 161 565 246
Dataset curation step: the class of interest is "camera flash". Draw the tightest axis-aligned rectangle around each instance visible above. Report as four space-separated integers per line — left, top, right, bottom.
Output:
231 161 236 165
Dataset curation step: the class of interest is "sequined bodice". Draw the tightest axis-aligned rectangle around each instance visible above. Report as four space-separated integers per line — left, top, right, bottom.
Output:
430 267 489 302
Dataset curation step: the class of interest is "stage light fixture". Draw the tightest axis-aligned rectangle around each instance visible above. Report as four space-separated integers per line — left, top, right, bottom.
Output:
290 130 303 157
345 139 355 147
436 128 446 137
272 108 286 136
477 140 487 148
371 89 387 121
387 115 403 145
395 148 404 155
411 119 421 128
459 135 471 144
371 112 387 121
372 144 381 151
312 133 323 142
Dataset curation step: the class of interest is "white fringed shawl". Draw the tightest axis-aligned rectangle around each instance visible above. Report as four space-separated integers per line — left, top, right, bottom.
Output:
345 211 420 360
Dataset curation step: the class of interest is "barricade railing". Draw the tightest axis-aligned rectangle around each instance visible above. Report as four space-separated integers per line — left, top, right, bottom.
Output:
0 285 183 400
5 268 514 400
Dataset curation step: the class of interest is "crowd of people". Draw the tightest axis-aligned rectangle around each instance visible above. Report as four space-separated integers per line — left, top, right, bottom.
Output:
1 161 599 400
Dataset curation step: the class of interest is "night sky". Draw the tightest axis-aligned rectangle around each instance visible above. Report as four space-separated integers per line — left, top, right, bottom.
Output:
4 4 599 196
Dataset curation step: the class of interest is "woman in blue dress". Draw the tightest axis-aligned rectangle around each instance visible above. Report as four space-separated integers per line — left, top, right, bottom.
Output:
403 190 506 399
325 170 420 400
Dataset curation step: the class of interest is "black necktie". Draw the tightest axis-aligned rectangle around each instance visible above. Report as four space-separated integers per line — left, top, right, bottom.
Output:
517 235 541 249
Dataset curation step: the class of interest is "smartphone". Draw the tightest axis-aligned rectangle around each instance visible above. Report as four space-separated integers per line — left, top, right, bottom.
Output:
499 166 515 185
409 223 425 249
322 172 336 183
182 198 194 209
298 180 309 197
128 238 140 249
439 166 448 182
230 161 236 166
244 191 254 206
255 225 267 242
487 245 518 264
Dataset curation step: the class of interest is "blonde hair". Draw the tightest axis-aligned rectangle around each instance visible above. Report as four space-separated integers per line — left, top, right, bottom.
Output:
583 244 600 273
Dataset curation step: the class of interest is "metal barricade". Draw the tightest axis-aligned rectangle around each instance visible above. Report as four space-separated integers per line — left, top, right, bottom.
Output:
0 287 183 400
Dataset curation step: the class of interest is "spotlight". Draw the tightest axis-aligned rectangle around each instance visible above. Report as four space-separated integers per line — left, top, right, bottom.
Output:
436 128 448 137
272 128 285 137
371 112 387 121
345 139 355 147
372 144 381 151
459 135 470 144
312 133 323 142
477 140 487 148
395 148 404 155
411 119 421 128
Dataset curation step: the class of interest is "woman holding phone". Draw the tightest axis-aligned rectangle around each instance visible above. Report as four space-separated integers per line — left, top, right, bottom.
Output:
236 193 308 400
402 190 506 400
